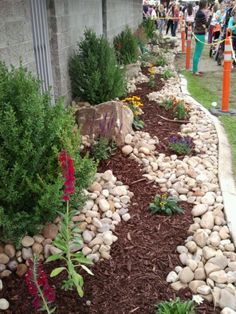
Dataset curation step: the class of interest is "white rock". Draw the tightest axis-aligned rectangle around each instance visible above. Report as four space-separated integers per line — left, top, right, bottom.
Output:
179 266 194 283
125 134 133 145
200 212 214 229
197 285 211 295
219 289 236 311
87 253 100 263
82 246 92 256
122 213 131 222
98 199 110 212
0 299 9 310
83 200 95 211
201 192 215 205
177 246 188 254
21 236 34 247
82 230 94 243
209 255 228 269
227 271 236 283
105 210 113 218
112 212 121 222
189 280 206 293
185 241 197 253
203 247 217 260
209 270 227 283
112 186 128 196
166 271 178 283
139 147 150 155
122 145 133 155
102 189 109 198
102 170 114 182
93 218 103 229
221 307 236 314
193 229 208 248
103 231 113 246
194 267 206 280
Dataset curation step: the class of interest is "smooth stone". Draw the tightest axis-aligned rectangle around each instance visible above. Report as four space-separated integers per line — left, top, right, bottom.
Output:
112 212 121 222
177 246 188 254
200 212 214 230
21 236 34 247
102 170 114 182
103 231 113 246
88 236 103 248
187 259 198 271
189 280 206 293
0 279 2 291
191 204 208 216
197 285 211 295
209 233 221 247
42 223 58 240
166 271 178 283
185 241 197 253
179 266 194 283
179 253 188 265
0 298 9 310
122 145 133 155
125 134 133 145
201 192 215 205
209 255 228 269
82 246 92 256
227 271 236 283
221 307 236 314
193 229 208 248
16 264 28 277
33 234 45 244
0 254 9 265
203 247 217 260
122 213 131 222
0 270 11 278
170 281 188 291
228 262 236 271
32 243 43 255
93 218 103 229
4 244 15 258
7 260 18 271
205 262 221 275
98 199 110 212
112 186 128 196
219 289 236 311
82 230 94 243
87 253 100 263
209 270 227 284
194 267 206 280
89 181 102 193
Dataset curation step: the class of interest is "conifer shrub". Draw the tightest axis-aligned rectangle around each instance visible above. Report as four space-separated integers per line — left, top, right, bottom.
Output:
69 29 126 105
0 62 96 245
113 26 139 65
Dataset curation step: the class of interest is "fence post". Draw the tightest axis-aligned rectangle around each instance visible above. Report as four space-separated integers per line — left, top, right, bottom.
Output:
185 24 192 70
221 29 232 112
181 18 185 53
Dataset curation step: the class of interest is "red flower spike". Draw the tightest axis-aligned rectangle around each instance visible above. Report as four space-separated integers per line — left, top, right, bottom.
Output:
59 150 76 201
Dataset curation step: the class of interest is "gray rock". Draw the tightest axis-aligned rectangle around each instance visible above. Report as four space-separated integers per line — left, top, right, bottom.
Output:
82 230 94 243
0 254 9 265
7 260 18 271
22 248 33 260
219 289 236 311
221 307 236 314
166 271 178 283
197 285 211 295
4 244 15 258
194 267 206 280
209 255 228 269
21 236 34 247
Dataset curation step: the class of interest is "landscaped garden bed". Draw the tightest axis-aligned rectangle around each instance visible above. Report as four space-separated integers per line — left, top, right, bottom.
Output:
0 24 235 314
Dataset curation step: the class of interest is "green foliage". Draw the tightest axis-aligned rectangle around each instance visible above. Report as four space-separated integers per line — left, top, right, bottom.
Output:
155 298 195 314
155 54 167 67
160 99 174 111
149 194 184 216
91 138 117 161
69 29 126 105
161 69 174 80
0 62 96 244
134 25 148 52
142 19 156 40
148 76 156 89
113 26 139 65
121 96 144 130
169 135 193 156
47 203 93 297
174 103 188 120
133 117 145 130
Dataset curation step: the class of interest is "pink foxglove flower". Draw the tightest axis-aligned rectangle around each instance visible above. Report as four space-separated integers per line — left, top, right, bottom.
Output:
59 150 75 201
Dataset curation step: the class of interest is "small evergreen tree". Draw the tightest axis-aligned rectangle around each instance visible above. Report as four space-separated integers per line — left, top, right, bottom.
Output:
69 29 126 105
0 62 96 244
113 26 139 65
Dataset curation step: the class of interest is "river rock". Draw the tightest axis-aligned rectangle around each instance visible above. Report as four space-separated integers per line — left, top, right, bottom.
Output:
201 192 215 205
193 229 208 248
4 244 15 258
98 199 110 212
221 307 236 314
209 255 228 269
16 263 28 277
194 267 206 280
21 236 34 247
219 289 236 311
209 270 227 284
185 241 197 253
189 280 206 293
203 247 217 260
122 213 131 222
197 285 211 295
166 271 178 283
170 281 188 291
191 204 209 217
179 266 194 283
0 298 9 310
122 145 133 155
83 230 94 243
0 254 9 265
42 223 58 239
200 212 214 229
32 243 43 255
89 181 102 193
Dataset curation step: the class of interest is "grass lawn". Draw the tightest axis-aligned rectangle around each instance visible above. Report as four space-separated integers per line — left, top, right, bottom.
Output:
175 50 236 179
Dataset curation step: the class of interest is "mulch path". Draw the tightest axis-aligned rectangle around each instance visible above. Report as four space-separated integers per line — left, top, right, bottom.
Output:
0 67 221 314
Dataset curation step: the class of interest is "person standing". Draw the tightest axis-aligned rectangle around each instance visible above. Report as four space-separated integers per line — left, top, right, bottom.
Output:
157 4 166 34
166 2 175 35
185 3 195 39
192 0 208 75
172 4 180 36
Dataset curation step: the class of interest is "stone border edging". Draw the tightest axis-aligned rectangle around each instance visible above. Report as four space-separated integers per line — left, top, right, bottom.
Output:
179 74 236 247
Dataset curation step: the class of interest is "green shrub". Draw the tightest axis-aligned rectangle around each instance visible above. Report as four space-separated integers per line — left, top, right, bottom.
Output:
134 25 148 52
161 69 174 80
169 135 194 156
155 54 167 67
0 62 96 245
91 138 117 161
69 29 126 105
142 19 156 40
149 194 184 215
155 298 195 314
113 27 139 65
174 103 188 120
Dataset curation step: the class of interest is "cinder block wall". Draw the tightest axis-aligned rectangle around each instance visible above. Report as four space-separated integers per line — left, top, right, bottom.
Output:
0 0 36 73
47 0 103 102
105 0 143 41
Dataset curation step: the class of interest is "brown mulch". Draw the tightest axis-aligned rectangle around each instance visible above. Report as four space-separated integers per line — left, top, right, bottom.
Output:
0 68 220 314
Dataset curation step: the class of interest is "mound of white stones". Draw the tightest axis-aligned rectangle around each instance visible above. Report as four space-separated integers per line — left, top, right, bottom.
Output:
122 64 236 313
0 170 132 279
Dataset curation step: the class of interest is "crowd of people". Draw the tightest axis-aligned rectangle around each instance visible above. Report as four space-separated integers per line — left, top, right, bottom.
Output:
143 0 236 75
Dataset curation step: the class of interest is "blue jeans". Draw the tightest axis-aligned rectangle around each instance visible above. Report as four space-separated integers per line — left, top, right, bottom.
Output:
172 22 178 36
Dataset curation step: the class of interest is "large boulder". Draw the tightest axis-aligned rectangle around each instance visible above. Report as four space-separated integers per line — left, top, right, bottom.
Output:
125 63 141 80
75 101 133 146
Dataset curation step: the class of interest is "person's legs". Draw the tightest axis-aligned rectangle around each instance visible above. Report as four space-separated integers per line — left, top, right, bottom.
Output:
192 34 205 73
172 22 178 36
166 20 171 34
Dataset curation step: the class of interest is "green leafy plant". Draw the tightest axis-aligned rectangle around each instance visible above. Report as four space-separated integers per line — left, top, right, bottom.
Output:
174 103 188 120
69 29 126 105
160 99 174 111
134 25 148 52
161 69 174 80
91 137 117 161
155 298 195 314
169 135 194 156
47 151 93 297
0 62 96 245
113 26 139 65
149 194 184 215
133 117 145 130
142 19 156 40
155 54 167 67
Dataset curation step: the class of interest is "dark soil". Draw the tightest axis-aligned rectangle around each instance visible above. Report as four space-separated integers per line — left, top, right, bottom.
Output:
0 68 220 314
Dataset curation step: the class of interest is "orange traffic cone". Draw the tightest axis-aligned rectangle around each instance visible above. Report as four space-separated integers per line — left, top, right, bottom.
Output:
221 29 232 112
185 24 192 70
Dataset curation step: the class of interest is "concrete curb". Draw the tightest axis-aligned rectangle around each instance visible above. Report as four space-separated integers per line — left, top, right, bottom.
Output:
179 74 236 246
